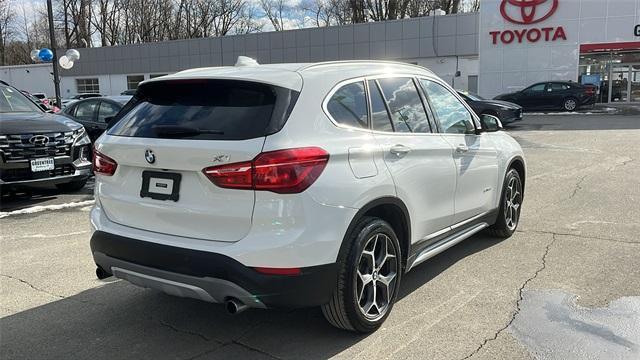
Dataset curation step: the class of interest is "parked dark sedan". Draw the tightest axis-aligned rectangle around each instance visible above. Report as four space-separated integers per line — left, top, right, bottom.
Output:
457 91 523 124
494 81 596 111
62 96 132 141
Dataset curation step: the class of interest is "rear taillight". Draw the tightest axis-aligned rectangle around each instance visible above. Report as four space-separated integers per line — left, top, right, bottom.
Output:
93 149 118 176
585 87 596 96
203 147 329 194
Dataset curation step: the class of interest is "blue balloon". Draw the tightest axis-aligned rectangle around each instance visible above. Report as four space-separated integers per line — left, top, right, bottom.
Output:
38 48 53 62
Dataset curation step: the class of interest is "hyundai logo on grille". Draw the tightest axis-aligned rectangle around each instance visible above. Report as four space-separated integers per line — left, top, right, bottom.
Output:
145 149 156 164
29 135 50 146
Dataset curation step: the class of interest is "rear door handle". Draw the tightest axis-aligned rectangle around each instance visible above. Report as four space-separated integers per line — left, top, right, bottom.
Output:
455 145 469 154
390 144 411 156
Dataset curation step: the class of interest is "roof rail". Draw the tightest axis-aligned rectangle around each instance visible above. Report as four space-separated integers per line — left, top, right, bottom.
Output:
298 60 434 73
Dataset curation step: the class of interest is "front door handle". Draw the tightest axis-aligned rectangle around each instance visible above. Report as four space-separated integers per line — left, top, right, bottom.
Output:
455 144 469 154
390 144 411 156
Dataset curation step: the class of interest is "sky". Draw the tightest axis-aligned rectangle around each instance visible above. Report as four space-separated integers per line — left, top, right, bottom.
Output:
14 0 477 42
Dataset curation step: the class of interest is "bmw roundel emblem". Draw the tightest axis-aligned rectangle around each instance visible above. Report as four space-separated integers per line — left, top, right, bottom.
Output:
145 149 156 164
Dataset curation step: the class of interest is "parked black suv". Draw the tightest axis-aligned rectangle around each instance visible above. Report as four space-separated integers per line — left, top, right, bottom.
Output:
495 81 596 111
0 81 92 192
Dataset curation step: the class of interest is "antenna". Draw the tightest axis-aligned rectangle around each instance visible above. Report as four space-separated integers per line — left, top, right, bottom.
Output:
235 56 259 67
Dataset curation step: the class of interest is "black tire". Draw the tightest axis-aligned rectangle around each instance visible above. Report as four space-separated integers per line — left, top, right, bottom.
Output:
562 97 578 111
55 179 87 192
321 217 403 333
489 169 523 238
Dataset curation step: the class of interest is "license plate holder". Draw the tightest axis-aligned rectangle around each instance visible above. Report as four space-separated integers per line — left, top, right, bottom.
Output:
140 171 181 202
30 158 55 172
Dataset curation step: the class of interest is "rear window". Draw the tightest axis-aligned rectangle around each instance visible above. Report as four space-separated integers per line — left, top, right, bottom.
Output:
108 80 299 140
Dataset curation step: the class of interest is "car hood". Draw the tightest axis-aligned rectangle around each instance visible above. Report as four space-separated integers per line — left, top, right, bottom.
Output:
494 92 519 100
0 112 82 134
481 99 522 109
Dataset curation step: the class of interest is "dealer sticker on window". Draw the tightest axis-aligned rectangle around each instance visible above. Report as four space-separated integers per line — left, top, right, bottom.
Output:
30 158 55 172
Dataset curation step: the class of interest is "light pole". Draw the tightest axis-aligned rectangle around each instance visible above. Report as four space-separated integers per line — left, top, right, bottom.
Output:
46 0 61 108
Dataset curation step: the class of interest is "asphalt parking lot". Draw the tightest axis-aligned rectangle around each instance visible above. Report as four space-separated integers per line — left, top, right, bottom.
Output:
1 114 639 360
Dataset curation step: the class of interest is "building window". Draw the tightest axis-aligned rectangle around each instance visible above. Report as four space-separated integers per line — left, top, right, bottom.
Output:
76 78 100 94
126 75 145 90
149 74 168 79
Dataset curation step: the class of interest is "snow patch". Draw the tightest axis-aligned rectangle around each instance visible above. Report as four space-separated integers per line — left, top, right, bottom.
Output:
0 200 95 219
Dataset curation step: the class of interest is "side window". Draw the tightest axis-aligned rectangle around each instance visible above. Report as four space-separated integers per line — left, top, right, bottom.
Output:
377 77 431 133
97 101 121 123
326 81 368 129
64 104 76 116
74 100 99 122
419 79 475 135
549 83 569 91
368 80 393 132
526 83 547 93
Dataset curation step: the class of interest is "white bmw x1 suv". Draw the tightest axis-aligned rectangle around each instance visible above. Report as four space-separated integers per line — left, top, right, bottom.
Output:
90 60 525 333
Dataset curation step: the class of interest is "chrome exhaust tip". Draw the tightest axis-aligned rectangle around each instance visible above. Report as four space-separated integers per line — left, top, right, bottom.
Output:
225 298 248 315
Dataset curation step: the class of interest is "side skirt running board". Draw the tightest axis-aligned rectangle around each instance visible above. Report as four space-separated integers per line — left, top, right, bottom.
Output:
406 222 489 272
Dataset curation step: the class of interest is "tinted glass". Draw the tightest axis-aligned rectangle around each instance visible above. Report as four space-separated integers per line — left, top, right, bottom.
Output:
326 82 368 128
368 80 393 132
420 79 475 135
527 84 546 92
97 101 121 123
377 77 430 133
109 80 298 140
0 85 42 113
74 100 99 121
550 83 569 91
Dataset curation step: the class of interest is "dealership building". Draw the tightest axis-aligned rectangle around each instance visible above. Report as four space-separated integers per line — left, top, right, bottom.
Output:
2 0 639 103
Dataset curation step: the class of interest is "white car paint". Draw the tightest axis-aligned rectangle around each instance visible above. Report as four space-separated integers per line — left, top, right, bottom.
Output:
91 60 525 305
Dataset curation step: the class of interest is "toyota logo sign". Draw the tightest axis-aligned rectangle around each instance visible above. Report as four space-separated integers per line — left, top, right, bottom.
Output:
500 0 559 25
491 0 566 45
29 135 50 146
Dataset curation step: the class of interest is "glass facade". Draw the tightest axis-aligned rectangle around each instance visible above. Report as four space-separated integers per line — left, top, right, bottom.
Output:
579 51 640 103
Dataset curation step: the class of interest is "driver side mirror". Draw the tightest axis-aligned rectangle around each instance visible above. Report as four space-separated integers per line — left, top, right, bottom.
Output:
479 114 503 133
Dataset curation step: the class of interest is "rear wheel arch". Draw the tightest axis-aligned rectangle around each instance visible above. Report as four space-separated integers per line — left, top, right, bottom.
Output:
338 197 411 271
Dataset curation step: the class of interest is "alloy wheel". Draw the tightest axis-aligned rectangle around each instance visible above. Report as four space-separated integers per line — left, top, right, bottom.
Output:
564 99 577 111
504 176 522 231
355 233 398 321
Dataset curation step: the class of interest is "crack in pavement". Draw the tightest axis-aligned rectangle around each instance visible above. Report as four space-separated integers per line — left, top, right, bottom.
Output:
459 233 558 360
230 339 284 360
0 273 104 306
0 273 65 300
157 318 216 342
608 157 635 171
568 175 588 200
157 317 282 360
517 229 639 245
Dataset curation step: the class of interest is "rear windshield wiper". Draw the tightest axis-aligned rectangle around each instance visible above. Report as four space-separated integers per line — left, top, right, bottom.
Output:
151 125 224 138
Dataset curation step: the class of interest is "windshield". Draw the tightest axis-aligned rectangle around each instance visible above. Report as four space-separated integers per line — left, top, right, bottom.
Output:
0 85 43 113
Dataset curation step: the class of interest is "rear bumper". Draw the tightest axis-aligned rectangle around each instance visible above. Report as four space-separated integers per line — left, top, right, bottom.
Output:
90 230 338 309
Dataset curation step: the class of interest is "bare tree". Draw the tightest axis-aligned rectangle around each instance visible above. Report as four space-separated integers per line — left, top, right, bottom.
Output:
0 0 13 65
259 0 289 31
